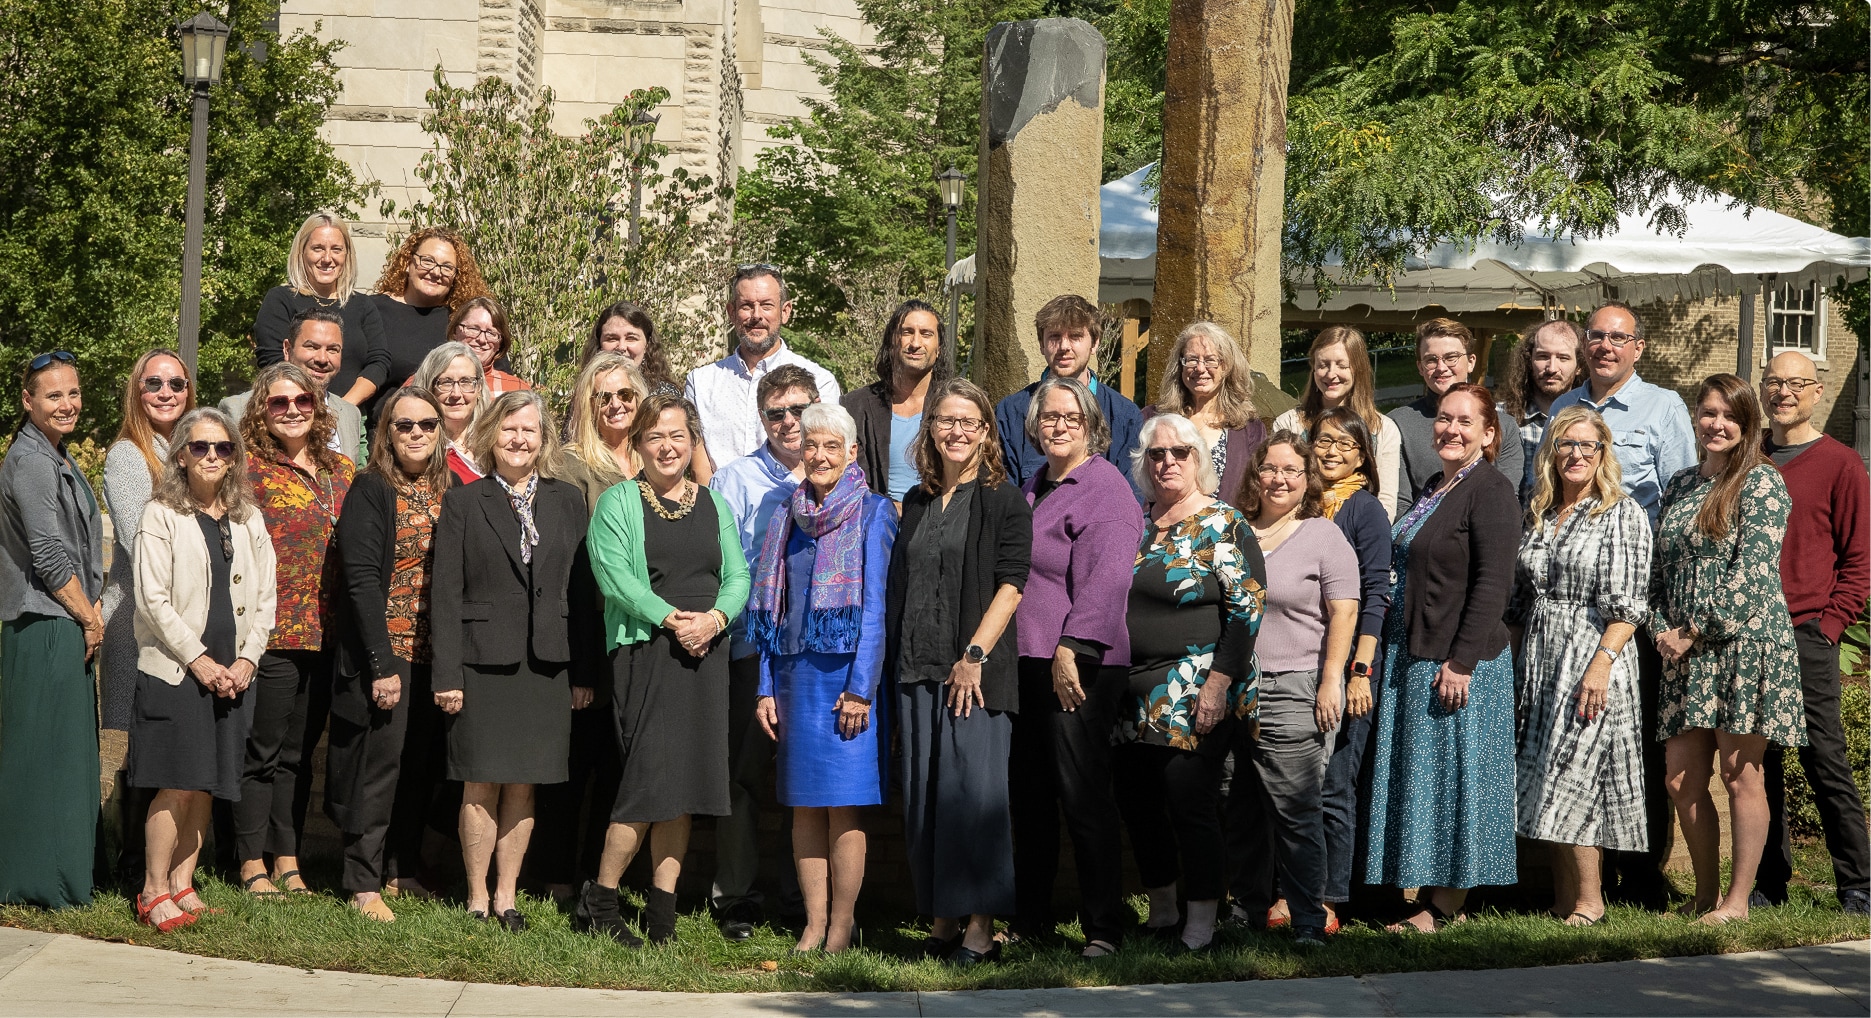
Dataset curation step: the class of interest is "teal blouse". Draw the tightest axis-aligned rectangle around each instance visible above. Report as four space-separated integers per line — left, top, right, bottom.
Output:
588 479 751 650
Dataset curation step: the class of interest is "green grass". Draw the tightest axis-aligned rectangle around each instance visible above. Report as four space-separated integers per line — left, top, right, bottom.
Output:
4 874 1866 993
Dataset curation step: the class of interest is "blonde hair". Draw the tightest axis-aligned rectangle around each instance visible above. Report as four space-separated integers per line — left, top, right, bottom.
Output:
1132 413 1219 496
468 390 564 481
152 408 257 524
1153 321 1256 428
286 213 358 302
565 352 647 484
1527 404 1624 526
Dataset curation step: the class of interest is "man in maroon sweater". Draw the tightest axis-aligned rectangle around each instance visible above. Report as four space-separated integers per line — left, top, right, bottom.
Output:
1752 351 1870 916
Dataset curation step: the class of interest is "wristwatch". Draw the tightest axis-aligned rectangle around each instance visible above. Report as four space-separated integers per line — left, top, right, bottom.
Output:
1351 660 1371 677
964 643 988 664
1595 645 1618 662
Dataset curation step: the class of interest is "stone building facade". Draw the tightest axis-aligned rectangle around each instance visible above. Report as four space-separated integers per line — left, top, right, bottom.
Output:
279 0 868 271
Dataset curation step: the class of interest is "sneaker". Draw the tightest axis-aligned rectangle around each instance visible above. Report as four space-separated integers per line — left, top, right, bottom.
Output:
1840 889 1870 916
1748 890 1783 909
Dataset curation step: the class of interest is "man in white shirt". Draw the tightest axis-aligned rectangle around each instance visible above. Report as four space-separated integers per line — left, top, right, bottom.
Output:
684 264 840 463
221 311 364 459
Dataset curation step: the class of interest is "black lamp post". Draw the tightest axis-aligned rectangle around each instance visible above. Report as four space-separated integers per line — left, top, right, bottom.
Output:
935 165 966 373
176 12 230 377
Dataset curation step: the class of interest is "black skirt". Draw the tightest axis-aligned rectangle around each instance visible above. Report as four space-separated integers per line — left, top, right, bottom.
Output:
445 658 573 785
127 670 254 800
609 635 730 823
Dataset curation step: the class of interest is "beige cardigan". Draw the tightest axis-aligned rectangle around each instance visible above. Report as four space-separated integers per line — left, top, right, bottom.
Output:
134 499 277 685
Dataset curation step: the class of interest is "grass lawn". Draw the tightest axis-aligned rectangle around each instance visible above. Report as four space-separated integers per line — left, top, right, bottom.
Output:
4 866 1866 993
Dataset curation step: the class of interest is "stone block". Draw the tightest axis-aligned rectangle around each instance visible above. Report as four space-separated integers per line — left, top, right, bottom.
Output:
973 17 1105 401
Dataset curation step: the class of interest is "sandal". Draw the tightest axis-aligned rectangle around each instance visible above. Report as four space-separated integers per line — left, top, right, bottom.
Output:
135 893 197 933
241 872 283 898
273 868 313 895
174 887 222 916
1565 911 1605 927
1386 900 1458 933
1081 938 1119 959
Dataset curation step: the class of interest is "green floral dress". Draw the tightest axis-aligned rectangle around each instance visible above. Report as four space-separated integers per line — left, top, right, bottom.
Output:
1650 463 1806 746
1122 498 1266 750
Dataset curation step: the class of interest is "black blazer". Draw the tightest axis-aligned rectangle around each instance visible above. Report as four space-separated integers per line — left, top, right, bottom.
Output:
330 472 408 690
884 477 1032 713
429 476 598 693
843 381 894 496
1398 461 1520 670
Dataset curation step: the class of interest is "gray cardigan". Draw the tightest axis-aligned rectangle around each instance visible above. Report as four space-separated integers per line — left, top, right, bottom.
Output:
0 421 103 622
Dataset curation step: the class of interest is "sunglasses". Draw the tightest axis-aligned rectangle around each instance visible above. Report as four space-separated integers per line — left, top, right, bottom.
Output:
29 350 75 372
142 376 189 394
594 388 638 407
214 514 233 560
265 393 318 415
187 440 236 459
762 402 813 423
392 417 442 435
1145 446 1194 463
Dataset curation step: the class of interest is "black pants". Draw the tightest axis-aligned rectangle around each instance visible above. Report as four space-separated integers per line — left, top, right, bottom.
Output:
335 665 447 895
235 649 329 862
1758 620 1871 899
1010 657 1130 944
1604 627 1674 907
530 697 622 888
1115 719 1234 903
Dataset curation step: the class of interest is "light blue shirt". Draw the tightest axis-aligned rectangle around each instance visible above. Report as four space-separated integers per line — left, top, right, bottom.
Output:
710 443 800 658
887 410 922 501
1540 372 1697 527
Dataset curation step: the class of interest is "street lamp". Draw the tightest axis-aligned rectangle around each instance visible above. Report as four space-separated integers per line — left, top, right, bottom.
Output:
935 165 966 372
626 109 662 260
176 12 230 377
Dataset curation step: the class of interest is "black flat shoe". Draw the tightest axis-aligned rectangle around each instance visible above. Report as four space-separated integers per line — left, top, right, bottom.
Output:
946 942 1002 967
918 931 962 960
468 909 490 922
1169 936 1216 956
498 908 527 933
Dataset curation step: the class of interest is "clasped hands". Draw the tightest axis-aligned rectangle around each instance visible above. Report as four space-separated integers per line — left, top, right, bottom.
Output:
664 609 723 658
188 654 255 698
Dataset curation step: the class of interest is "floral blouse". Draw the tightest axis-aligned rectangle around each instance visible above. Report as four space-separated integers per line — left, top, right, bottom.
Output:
386 479 442 664
1123 497 1266 750
250 451 353 651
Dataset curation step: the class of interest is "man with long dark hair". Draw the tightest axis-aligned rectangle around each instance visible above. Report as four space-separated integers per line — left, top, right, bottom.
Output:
1498 318 1584 505
841 300 951 502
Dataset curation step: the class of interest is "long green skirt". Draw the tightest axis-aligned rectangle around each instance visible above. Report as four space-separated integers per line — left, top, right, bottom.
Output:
0 613 99 908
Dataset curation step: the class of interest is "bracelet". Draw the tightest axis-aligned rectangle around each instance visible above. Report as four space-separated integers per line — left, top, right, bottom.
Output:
708 608 729 635
1595 645 1618 662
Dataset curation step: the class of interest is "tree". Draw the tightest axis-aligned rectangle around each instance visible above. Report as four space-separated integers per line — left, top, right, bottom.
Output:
0 0 361 435
386 75 739 400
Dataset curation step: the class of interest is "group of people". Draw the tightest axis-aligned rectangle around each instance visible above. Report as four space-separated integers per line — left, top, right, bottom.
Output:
0 211 1864 961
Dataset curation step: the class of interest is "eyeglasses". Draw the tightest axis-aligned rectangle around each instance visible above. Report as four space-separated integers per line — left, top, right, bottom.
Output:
29 350 75 372
761 402 813 423
411 253 458 279
1419 353 1470 369
1145 446 1194 463
1585 328 1638 348
1761 377 1819 394
1038 411 1086 429
1555 439 1604 456
142 376 189 394
931 415 986 434
391 417 441 435
1257 465 1306 480
1180 356 1223 371
186 440 236 459
455 324 499 341
1313 436 1360 454
594 388 638 407
265 393 318 415
432 376 479 393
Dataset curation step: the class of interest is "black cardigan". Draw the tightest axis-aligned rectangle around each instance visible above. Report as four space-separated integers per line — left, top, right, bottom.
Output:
329 472 409 692
1398 461 1521 670
885 477 1032 713
843 381 894 496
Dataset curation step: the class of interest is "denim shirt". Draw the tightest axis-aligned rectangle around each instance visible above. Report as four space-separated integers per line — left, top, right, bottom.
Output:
1541 373 1698 528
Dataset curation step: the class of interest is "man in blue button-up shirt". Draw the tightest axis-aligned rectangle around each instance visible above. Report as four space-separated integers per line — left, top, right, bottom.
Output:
995 294 1144 500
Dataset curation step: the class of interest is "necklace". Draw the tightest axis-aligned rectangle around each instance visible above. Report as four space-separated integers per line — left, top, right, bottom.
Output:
1253 510 1302 548
641 477 697 520
288 457 337 525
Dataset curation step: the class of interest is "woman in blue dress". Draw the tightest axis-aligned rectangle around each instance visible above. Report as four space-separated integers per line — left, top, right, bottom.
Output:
1366 383 1522 932
750 403 898 955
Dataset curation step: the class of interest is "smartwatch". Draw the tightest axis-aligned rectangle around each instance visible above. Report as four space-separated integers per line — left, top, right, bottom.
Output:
1351 660 1371 677
964 643 988 664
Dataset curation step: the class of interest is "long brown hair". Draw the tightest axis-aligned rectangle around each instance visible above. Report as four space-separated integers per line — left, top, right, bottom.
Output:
583 301 674 390
1298 326 1382 434
239 363 344 475
372 226 492 310
364 387 457 494
1236 430 1325 519
913 377 1006 493
1499 319 1585 425
113 348 196 478
1692 373 1769 541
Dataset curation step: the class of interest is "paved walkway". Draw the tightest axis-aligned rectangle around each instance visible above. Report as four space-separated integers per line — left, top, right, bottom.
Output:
0 926 1863 1016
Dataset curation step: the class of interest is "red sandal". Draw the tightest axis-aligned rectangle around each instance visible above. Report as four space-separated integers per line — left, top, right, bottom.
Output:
135 893 198 933
175 887 222 916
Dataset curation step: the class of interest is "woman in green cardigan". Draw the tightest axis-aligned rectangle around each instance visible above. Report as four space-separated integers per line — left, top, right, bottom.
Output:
576 392 750 947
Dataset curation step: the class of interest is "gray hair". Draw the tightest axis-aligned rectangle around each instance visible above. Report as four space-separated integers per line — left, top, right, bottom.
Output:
1023 376 1110 456
800 402 857 448
152 407 257 523
467 389 563 481
413 340 488 414
1131 412 1218 496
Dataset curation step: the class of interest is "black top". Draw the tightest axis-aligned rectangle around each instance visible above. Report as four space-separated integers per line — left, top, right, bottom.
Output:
252 286 390 398
370 294 453 409
1764 435 1820 468
196 512 237 666
897 482 973 685
329 472 406 685
1396 461 1521 669
645 489 725 613
885 476 1031 713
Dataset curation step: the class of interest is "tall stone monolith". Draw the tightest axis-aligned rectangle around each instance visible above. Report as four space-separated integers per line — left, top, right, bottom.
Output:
974 18 1105 402
1149 0 1294 402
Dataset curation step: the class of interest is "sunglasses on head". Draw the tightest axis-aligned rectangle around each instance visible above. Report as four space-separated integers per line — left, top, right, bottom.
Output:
187 440 236 459
142 375 189 394
29 350 75 372
265 393 318 414
392 417 441 435
1145 446 1194 463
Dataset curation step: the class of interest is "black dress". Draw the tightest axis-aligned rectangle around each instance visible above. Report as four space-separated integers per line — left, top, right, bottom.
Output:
610 492 731 822
368 294 452 416
127 513 254 799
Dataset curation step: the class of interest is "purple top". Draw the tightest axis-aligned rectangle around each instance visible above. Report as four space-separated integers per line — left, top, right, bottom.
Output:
1017 455 1146 666
1255 517 1361 673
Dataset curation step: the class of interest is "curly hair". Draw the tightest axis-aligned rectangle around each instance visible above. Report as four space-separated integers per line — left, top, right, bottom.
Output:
239 363 345 475
153 408 257 524
1153 321 1256 429
1499 319 1585 426
1236 430 1325 519
372 226 492 310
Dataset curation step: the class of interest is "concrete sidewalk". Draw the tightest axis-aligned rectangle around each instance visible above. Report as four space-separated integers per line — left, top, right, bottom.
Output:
0 926 1864 1016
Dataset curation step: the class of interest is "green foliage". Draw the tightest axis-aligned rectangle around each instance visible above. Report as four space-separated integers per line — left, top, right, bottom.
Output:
387 75 738 401
1099 0 1168 182
1783 678 1870 839
0 0 360 436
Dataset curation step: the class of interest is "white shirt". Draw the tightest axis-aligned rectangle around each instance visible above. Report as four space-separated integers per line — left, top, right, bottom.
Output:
683 339 841 463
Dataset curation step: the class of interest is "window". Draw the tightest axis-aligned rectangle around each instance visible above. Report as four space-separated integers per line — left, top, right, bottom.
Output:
1768 281 1826 356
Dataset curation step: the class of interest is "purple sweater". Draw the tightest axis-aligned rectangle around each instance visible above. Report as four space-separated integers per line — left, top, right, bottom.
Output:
1257 517 1361 673
1017 456 1146 665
